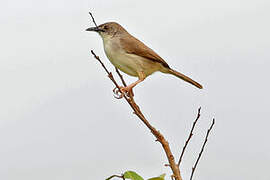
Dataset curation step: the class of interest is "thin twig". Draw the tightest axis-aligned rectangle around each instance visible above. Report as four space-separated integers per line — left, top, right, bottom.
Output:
115 67 127 87
91 50 110 74
178 107 201 166
106 174 125 180
114 68 135 98
90 50 183 180
91 50 128 99
190 118 215 180
89 12 98 27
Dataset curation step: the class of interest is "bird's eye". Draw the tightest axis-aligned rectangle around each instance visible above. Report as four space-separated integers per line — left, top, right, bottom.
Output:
104 25 108 30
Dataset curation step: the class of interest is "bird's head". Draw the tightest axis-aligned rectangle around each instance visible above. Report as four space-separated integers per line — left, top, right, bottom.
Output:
86 22 127 39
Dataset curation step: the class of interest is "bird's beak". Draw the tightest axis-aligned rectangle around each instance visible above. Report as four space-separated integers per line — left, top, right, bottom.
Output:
85 26 104 32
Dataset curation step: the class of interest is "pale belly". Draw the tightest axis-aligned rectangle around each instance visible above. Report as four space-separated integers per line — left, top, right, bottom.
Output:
103 41 161 77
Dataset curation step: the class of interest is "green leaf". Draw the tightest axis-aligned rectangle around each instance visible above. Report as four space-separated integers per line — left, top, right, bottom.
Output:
147 173 166 180
123 171 144 180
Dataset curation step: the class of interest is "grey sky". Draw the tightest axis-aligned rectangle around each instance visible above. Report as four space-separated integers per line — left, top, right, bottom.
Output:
1 0 270 180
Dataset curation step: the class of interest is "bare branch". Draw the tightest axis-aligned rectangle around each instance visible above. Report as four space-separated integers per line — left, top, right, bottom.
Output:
115 67 127 87
190 118 215 180
91 50 130 100
89 12 98 27
106 174 125 180
178 107 201 166
114 68 135 98
91 50 110 74
91 50 183 180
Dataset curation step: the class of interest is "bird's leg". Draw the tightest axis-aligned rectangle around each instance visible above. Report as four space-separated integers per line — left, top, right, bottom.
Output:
120 71 146 96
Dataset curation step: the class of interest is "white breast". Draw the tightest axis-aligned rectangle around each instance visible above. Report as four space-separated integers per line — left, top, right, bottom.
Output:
102 37 139 76
101 36 161 77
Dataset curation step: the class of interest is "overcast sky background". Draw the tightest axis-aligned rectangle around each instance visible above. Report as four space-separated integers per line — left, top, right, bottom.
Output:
1 0 270 180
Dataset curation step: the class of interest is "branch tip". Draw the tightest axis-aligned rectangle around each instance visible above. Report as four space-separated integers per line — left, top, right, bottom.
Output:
88 12 98 27
177 107 201 166
190 118 215 180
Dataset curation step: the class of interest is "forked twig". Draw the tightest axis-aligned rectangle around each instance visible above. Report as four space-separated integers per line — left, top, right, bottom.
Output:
190 118 215 180
178 107 201 166
91 50 182 180
91 50 127 99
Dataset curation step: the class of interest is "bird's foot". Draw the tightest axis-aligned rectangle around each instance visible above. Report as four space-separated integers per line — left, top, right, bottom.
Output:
113 87 124 99
120 86 134 98
113 86 134 99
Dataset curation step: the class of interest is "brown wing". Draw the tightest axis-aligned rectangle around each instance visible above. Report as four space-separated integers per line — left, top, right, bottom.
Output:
119 35 170 68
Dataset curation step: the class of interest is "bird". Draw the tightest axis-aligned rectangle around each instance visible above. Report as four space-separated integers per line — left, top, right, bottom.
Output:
86 22 203 96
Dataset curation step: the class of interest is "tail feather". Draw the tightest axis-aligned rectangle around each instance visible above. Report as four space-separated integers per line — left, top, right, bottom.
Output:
167 69 203 89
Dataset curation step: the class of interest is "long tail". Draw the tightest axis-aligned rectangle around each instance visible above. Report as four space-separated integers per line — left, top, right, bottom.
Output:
167 69 203 89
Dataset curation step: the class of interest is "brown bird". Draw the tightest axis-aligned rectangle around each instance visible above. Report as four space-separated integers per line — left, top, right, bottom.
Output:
86 22 203 95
